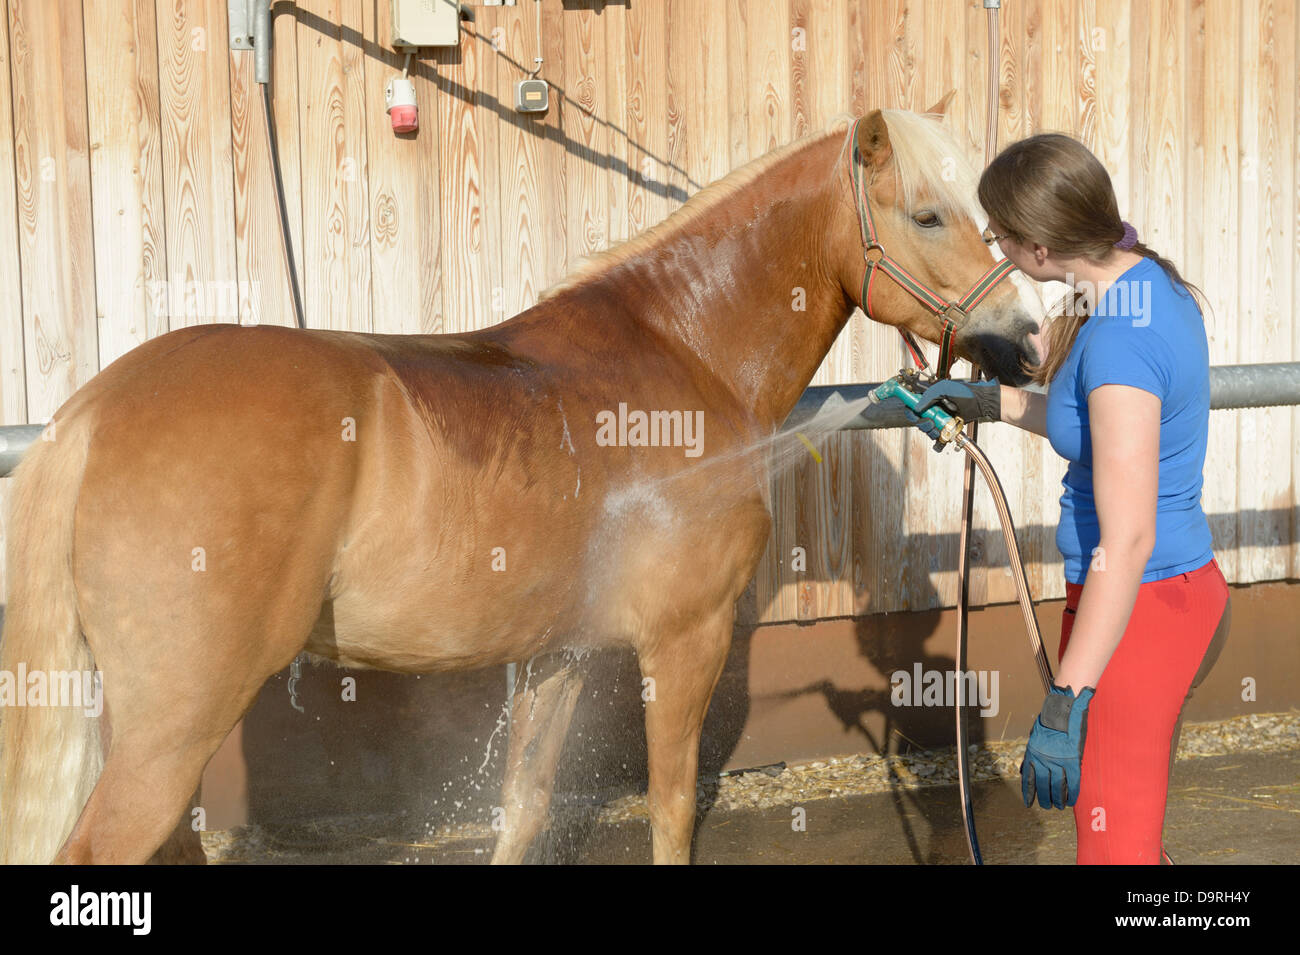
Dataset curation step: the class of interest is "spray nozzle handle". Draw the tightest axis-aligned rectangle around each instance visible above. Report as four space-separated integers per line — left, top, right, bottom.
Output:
868 374 964 448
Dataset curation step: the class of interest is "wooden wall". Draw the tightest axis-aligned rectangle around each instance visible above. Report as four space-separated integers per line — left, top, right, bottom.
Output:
0 0 1295 624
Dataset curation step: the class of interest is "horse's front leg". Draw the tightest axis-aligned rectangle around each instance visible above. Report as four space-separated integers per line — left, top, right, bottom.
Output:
490 652 585 864
638 607 734 864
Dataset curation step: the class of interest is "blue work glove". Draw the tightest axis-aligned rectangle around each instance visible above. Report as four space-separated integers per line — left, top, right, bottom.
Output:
913 378 1002 424
902 406 940 439
1020 684 1095 809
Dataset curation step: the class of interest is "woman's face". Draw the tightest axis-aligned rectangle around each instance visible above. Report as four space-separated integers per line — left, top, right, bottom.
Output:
986 217 1057 284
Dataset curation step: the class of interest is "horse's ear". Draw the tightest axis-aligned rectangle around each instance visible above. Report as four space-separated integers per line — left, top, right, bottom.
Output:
925 89 957 117
855 110 892 167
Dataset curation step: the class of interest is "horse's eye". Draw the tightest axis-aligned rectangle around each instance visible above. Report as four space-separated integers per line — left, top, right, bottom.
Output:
912 211 942 228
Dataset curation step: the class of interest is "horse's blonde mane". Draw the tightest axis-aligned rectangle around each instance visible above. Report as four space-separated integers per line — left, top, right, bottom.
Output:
876 108 987 228
539 109 985 302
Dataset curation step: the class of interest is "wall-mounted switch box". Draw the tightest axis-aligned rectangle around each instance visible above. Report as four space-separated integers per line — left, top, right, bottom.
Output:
391 0 460 49
515 78 549 113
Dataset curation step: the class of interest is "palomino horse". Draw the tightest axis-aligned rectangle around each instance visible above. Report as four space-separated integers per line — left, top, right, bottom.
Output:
0 92 1041 864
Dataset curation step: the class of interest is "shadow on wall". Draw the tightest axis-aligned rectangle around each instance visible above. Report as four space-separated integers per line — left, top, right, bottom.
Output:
285 1 694 204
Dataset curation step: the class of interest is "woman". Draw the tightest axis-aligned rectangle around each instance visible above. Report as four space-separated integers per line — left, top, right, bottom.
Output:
909 133 1231 864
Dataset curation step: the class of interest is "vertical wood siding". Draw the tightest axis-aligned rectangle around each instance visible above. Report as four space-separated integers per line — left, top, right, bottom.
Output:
0 0 1295 621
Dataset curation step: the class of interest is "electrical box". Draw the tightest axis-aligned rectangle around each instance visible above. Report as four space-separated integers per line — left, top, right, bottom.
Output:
515 78 549 114
391 0 460 49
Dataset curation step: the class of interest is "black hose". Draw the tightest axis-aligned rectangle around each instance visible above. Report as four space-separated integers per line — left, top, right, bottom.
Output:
262 80 306 330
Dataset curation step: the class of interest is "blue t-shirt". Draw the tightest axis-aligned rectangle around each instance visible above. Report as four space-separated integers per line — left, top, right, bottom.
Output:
1044 256 1213 584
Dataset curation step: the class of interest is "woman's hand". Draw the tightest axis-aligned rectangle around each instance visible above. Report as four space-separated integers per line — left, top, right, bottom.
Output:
1021 683 1095 808
911 378 1002 423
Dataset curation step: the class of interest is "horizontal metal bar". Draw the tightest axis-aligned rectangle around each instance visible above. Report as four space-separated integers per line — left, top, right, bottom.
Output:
0 363 1297 478
783 361 1300 432
0 425 45 478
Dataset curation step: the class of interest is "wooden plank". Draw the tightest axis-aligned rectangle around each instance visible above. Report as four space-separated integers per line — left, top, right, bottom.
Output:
229 4 299 329
664 0 687 207
1238 0 1294 581
1235 0 1263 580
0 0 27 432
726 0 750 171
604 0 629 248
476 4 505 327
229 0 301 329
1193 0 1240 581
807 0 848 387
564 0 608 262
746 0 789 159
0 0 24 605
789 0 810 140
1293 0 1300 578
681 0 730 192
8 0 98 420
749 0 795 622
155 0 237 329
1041 0 1078 135
360 1 442 333
535 0 566 292
985 0 1076 610
624 0 668 236
269 0 306 326
84 0 168 365
296 0 370 332
801 0 852 620
498 0 543 314
851 0 911 620
847 0 866 120
436 1 482 333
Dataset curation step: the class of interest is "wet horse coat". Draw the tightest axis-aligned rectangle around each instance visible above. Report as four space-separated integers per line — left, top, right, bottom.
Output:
0 99 1041 864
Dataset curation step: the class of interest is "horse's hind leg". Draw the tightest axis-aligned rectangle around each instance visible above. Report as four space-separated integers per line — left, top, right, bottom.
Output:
56 614 313 863
638 609 733 864
490 654 585 864
148 790 207 864
54 665 270 865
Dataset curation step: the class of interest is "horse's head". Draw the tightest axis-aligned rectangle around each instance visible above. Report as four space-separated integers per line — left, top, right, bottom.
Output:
831 94 1043 385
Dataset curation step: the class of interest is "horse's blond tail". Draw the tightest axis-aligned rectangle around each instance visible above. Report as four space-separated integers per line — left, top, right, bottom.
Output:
0 415 100 863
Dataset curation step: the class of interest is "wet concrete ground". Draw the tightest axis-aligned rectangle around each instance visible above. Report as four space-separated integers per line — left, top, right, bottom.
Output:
210 747 1297 864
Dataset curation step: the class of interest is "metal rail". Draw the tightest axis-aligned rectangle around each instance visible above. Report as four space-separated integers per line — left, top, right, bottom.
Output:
782 361 1300 433
1 362 1297 479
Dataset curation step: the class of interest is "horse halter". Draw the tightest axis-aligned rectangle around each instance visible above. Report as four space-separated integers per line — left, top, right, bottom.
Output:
848 117 1019 380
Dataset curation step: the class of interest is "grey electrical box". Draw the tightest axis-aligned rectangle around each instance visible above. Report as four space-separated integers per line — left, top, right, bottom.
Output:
515 78 549 114
391 0 460 48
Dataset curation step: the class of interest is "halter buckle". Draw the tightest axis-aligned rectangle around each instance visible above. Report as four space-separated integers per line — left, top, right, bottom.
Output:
864 244 885 265
941 303 969 328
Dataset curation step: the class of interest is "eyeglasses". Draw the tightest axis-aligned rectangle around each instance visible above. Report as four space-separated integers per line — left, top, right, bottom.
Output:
981 227 1013 246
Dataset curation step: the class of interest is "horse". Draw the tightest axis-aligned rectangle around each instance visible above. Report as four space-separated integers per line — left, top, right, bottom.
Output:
0 91 1042 864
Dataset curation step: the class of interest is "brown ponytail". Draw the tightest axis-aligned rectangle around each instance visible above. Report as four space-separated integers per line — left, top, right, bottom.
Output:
977 134 1211 385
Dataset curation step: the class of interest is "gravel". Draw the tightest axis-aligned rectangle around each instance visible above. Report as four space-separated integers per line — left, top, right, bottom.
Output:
202 709 1299 857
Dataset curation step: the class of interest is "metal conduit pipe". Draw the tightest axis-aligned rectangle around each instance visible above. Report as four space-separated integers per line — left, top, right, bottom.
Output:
0 363 1298 479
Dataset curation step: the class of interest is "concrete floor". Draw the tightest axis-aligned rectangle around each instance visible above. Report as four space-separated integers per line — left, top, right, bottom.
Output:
211 748 1298 864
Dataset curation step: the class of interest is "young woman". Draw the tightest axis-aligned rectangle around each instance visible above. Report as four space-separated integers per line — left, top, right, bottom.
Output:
909 133 1231 864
